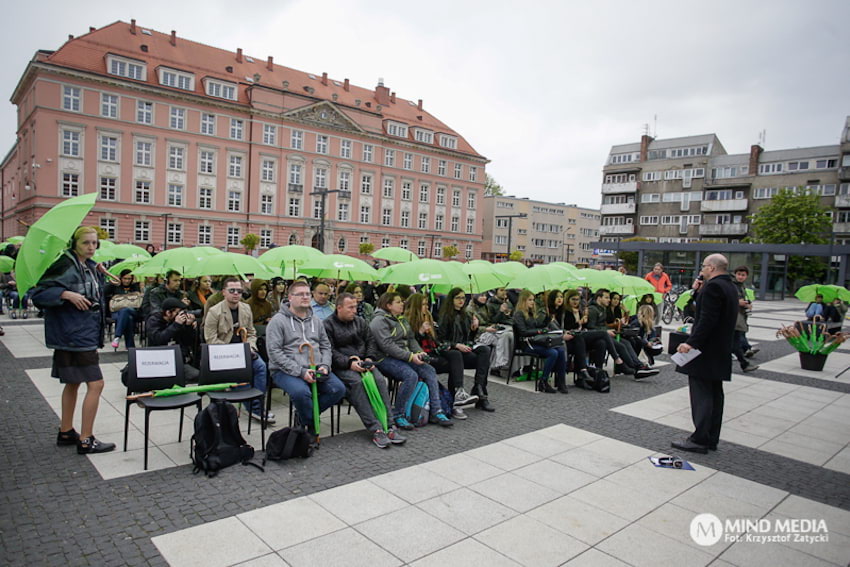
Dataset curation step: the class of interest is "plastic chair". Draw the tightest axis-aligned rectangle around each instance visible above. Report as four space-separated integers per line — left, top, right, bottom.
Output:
124 345 202 470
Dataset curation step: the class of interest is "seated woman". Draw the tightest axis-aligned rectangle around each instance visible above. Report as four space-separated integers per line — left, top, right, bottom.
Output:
186 275 213 317
513 289 567 394
106 269 141 349
638 293 660 325
561 289 623 372
437 288 495 412
467 292 513 371
267 277 287 313
246 279 274 336
605 292 630 333
628 304 664 365
547 290 594 385
369 291 453 429
345 282 375 322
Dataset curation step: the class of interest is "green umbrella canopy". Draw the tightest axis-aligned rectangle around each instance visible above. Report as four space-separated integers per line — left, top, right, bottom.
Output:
183 252 276 279
109 257 150 276
505 265 574 293
745 288 755 301
610 274 656 297
574 268 620 290
623 292 664 314
0 255 14 273
133 246 222 277
259 245 324 279
378 258 468 287
298 254 378 281
492 261 528 279
371 247 419 263
5 236 25 244
794 284 850 304
432 262 512 294
16 192 98 296
93 243 151 263
675 289 695 311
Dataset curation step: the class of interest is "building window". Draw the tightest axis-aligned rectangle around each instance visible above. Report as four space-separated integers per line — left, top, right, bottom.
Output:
199 150 215 174
230 119 244 140
467 191 476 209
227 227 240 247
384 149 395 167
419 184 430 203
288 198 301 217
337 237 346 252
418 240 426 256
316 135 328 154
418 212 428 230
421 156 431 174
167 222 183 245
438 160 447 176
362 144 373 162
289 163 303 186
414 129 434 144
263 124 277 145
339 170 351 191
382 237 391 248
135 141 152 166
314 167 327 189
401 181 412 201
403 153 413 170
313 199 322 219
199 187 213 209
167 184 183 207
436 187 445 205
100 218 116 240
168 146 185 170
62 173 80 197
63 86 81 112
440 135 458 149
229 155 243 178
758 163 783 175
201 113 216 135
451 216 459 232
383 178 394 198
469 166 477 182
99 177 117 201
386 122 408 138
198 225 211 245
109 56 145 80
170 107 186 130
101 93 118 118
228 190 242 212
134 181 151 204
99 136 118 162
466 218 474 233
360 205 371 224
452 190 461 207
260 229 273 248
160 69 193 90
361 174 372 194
136 100 153 124
435 214 444 231
399 238 408 250
434 241 442 258
291 130 303 149
337 202 349 221
260 194 274 214
261 159 275 182
340 139 352 159
62 130 81 157
382 208 392 226
400 210 410 228
135 220 150 242
206 79 237 100
454 163 462 179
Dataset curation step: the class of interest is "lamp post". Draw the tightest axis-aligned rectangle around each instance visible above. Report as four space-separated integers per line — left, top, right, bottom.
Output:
495 213 527 261
310 188 350 253
162 212 170 251
562 226 574 263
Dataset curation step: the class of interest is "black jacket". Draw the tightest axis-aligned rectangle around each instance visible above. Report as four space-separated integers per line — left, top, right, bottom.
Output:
513 310 556 338
437 310 474 345
323 312 379 371
682 273 738 381
145 312 195 362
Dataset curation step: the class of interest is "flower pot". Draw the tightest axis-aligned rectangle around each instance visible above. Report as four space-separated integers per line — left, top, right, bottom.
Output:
799 352 827 371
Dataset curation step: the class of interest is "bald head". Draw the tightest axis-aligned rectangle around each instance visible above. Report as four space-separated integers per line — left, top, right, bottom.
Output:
701 253 729 279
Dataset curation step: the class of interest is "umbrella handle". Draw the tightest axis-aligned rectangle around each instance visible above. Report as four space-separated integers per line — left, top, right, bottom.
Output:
298 342 316 366
126 392 154 400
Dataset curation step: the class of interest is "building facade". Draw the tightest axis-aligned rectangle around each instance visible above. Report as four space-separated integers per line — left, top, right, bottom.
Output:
0 20 487 259
599 117 850 245
481 195 601 265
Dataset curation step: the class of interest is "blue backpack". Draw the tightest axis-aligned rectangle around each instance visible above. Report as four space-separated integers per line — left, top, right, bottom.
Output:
404 381 430 427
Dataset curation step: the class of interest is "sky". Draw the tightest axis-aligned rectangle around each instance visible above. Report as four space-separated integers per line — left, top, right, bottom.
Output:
2 0 848 209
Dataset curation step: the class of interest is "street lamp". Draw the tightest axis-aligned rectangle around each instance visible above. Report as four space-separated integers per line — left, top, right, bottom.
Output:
495 213 527 261
562 226 574 263
310 188 350 253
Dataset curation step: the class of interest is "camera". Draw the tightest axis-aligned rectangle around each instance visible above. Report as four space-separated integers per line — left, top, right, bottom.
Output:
419 354 432 364
88 299 101 311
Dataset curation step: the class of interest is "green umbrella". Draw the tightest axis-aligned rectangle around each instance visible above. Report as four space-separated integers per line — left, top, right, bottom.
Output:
0 255 14 273
371 247 419 263
505 265 574 293
6 236 24 244
745 288 755 301
93 243 151 263
259 245 324 279
16 192 98 296
794 284 850 303
378 258 468 287
126 382 246 400
676 289 694 311
298 254 378 281
183 252 276 279
610 274 656 297
361 371 389 431
492 261 528 279
109 257 150 276
133 246 222 277
432 262 512 294
575 268 620 290
550 261 579 273
623 292 664 314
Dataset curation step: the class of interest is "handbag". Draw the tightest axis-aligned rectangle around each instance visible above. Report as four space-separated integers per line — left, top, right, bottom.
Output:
527 331 564 348
109 292 142 312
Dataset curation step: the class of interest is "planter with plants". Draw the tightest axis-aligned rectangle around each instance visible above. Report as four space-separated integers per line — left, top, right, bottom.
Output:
777 322 847 371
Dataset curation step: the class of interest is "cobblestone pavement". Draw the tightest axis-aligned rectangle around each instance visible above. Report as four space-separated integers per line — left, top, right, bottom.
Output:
1 300 849 566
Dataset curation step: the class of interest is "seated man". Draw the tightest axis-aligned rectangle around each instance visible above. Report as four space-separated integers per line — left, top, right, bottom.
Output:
324 292 406 448
586 288 658 379
266 280 346 443
141 270 189 320
145 297 200 382
310 281 335 321
204 277 274 424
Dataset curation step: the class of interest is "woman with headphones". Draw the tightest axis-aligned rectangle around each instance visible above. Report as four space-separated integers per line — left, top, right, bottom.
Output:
31 226 115 454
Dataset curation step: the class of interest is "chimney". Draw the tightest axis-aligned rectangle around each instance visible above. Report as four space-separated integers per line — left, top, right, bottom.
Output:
89 27 96 33
417 99 423 111
68 34 74 40
390 92 396 103
749 144 763 174
236 48 243 63
375 78 391 106
343 78 350 92
130 19 136 34
266 56 273 71
170 30 176 46
639 134 654 162
321 72 328 86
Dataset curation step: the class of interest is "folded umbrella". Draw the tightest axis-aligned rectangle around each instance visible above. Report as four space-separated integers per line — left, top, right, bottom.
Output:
361 370 389 431
126 382 247 400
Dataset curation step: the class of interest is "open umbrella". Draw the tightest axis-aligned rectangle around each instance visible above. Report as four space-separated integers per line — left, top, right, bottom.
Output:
183 252 276 279
361 371 389 431
676 290 694 311
492 261 528 279
371 247 419 264
133 246 222 277
109 257 150 276
5 236 24 244
432 262 512 294
259 245 324 279
794 284 850 304
0 255 14 273
505 265 574 293
93 243 151 263
378 258 468 287
610 274 656 297
298 254 378 281
15 192 98 296
574 268 620 290
623 292 663 314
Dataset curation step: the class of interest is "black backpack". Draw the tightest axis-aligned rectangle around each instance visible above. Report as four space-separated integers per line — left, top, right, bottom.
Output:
263 427 314 465
575 367 611 393
191 400 263 477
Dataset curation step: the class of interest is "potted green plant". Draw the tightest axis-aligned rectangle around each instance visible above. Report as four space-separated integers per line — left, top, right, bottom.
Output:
777 322 846 371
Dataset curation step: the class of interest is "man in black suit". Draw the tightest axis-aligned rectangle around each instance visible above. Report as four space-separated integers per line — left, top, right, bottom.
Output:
673 254 739 454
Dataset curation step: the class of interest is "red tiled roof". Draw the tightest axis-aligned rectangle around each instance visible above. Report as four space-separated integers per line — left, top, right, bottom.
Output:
41 21 484 159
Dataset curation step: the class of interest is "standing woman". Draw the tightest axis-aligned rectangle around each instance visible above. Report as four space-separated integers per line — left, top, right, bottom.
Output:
513 289 567 394
31 226 115 454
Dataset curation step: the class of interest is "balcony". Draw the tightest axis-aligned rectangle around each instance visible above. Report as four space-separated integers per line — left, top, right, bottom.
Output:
834 222 850 233
599 224 635 236
835 194 850 208
601 181 638 194
839 167 850 181
288 183 303 193
600 202 636 215
698 223 749 236
700 199 749 212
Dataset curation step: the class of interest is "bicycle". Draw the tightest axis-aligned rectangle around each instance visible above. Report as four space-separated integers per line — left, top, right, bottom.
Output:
661 286 688 324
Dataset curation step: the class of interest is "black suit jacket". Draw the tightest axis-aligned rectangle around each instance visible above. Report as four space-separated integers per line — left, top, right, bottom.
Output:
683 273 738 381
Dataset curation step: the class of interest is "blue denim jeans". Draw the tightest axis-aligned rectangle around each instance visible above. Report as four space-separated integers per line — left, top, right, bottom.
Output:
113 308 138 348
271 369 345 431
235 355 269 413
375 357 441 418
524 344 567 382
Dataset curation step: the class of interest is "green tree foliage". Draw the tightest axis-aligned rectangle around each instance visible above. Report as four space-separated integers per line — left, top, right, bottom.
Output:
240 233 260 253
508 250 524 262
616 237 653 273
442 245 459 259
359 242 375 255
484 173 504 196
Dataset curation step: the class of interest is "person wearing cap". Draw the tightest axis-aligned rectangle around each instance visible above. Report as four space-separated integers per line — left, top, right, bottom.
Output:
145 297 199 382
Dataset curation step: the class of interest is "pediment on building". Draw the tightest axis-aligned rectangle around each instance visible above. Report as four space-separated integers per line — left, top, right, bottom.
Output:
284 101 364 133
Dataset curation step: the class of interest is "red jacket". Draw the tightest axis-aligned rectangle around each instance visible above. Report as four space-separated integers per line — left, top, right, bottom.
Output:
644 271 672 294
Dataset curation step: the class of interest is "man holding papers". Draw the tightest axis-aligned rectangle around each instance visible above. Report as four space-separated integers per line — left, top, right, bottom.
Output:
672 254 739 455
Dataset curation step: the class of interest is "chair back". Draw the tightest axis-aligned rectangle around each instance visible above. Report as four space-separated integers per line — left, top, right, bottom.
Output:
199 343 253 387
126 345 186 394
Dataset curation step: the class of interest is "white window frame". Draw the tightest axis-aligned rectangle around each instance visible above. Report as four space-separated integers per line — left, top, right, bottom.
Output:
159 67 194 91
205 78 237 101
108 55 146 81
101 93 118 118
200 113 216 136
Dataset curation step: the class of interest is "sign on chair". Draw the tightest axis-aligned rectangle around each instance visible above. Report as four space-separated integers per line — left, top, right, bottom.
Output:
135 349 177 378
209 343 247 372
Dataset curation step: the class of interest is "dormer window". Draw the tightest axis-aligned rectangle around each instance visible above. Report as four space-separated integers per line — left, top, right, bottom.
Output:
106 54 146 81
413 128 434 144
386 121 408 138
439 134 458 149
158 67 195 91
204 78 237 101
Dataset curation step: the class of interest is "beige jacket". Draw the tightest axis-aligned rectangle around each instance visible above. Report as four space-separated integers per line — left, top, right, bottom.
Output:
204 300 257 351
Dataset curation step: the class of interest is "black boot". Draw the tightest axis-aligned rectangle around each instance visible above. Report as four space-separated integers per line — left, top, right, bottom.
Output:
537 379 556 394
574 368 594 390
472 385 495 412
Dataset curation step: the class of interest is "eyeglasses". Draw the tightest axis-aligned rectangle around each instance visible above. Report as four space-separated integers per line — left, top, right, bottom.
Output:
225 288 242 294
290 292 311 298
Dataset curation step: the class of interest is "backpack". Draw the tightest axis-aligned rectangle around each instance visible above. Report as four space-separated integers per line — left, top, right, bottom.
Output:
263 427 313 464
575 367 611 393
437 382 454 416
404 381 430 427
190 400 263 477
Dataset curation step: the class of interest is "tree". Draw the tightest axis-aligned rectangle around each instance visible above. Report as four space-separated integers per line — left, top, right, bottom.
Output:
240 233 260 254
747 187 833 287
616 237 653 273
509 250 524 262
442 245 459 259
95 227 110 241
359 242 375 255
484 173 504 196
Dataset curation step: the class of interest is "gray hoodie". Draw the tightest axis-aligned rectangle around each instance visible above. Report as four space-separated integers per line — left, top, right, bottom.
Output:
369 308 422 363
266 301 332 378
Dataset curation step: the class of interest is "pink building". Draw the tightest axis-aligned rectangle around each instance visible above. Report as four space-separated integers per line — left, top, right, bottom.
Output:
1 20 488 260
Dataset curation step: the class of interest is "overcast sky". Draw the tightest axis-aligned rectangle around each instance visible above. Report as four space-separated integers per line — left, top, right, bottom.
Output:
2 0 848 209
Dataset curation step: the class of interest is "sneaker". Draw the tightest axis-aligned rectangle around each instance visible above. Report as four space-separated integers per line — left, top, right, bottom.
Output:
57 428 80 446
249 410 276 425
634 368 660 380
77 436 116 455
742 364 760 373
111 338 120 349
451 407 468 420
372 430 391 449
387 426 407 444
394 416 415 431
453 388 480 407
10 311 16 320
614 364 635 376
431 412 454 427
21 311 28 319
745 349 759 358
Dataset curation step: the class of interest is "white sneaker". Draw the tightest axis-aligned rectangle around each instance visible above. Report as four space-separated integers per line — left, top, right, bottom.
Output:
110 338 120 349
453 388 479 407
451 407 468 420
